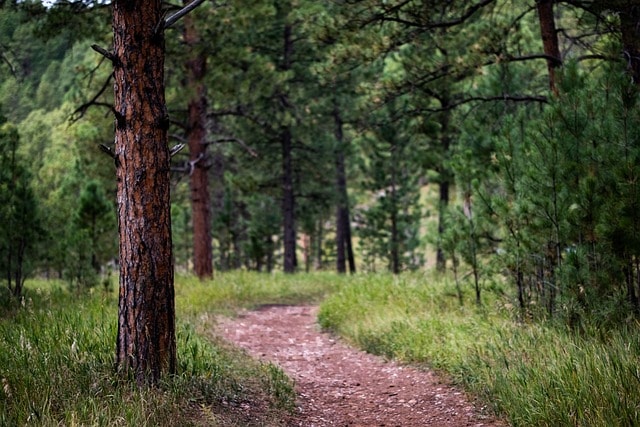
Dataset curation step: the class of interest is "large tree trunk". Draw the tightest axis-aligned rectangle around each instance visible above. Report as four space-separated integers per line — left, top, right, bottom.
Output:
536 0 562 94
113 0 176 386
184 4 213 279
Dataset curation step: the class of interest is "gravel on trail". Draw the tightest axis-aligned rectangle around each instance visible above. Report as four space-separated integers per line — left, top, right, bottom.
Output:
216 305 506 427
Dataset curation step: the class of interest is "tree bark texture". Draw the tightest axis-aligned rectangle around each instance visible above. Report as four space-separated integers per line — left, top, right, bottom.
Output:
112 0 176 386
536 0 562 95
184 5 213 279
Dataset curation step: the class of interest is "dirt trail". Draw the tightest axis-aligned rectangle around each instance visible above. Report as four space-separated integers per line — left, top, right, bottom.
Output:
217 305 505 427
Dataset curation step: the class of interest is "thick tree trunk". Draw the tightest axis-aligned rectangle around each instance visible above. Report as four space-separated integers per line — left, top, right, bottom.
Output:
113 0 176 386
184 4 213 280
536 0 562 94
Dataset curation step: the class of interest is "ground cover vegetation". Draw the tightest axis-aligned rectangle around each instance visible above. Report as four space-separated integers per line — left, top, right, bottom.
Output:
0 273 338 425
1 0 640 421
319 272 640 426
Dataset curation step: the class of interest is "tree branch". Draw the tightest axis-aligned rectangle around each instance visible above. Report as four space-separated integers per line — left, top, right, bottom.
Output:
71 73 114 122
0 44 17 78
91 44 117 65
209 136 258 157
363 0 496 30
163 0 207 30
414 94 548 113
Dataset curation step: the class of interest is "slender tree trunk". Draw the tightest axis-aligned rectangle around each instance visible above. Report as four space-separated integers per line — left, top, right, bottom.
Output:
334 103 349 274
113 0 176 386
282 126 297 273
345 214 356 273
390 160 400 275
436 180 449 271
266 235 274 273
280 23 297 273
436 100 451 272
184 4 213 279
536 0 562 94
314 219 323 270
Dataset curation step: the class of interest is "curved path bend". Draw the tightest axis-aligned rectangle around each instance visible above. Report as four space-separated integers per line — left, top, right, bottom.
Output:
217 305 505 427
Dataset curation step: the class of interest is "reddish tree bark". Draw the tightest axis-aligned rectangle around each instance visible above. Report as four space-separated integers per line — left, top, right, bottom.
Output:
184 4 213 279
112 0 176 385
536 0 562 94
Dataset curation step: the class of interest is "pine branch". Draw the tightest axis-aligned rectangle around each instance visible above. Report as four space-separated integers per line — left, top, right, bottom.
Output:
363 0 495 30
209 136 258 158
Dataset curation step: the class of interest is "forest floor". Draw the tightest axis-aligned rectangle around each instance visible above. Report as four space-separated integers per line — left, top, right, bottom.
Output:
216 305 506 426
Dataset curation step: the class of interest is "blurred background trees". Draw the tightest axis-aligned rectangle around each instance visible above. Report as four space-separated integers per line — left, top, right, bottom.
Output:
2 0 640 326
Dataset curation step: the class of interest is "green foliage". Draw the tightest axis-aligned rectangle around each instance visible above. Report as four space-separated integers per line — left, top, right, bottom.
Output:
319 272 640 426
355 112 424 273
484 60 640 324
0 122 41 297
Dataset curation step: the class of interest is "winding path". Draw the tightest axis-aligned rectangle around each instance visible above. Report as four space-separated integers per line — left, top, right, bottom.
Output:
217 305 505 426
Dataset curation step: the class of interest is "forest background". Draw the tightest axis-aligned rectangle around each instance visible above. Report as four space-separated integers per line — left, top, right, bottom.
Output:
2 0 640 425
3 0 640 324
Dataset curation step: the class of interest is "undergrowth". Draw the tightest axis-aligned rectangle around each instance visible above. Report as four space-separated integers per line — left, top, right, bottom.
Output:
318 272 640 427
5 271 638 426
0 273 314 426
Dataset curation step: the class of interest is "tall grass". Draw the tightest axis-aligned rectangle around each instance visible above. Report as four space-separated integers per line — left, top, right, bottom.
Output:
318 272 640 426
7 271 637 426
0 276 302 426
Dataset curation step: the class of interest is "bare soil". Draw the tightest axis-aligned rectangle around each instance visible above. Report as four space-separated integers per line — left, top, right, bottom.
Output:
216 305 506 427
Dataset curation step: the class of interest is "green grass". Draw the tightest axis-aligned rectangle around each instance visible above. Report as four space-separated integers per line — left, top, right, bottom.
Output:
175 271 345 317
318 272 640 426
5 271 639 426
0 273 323 426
